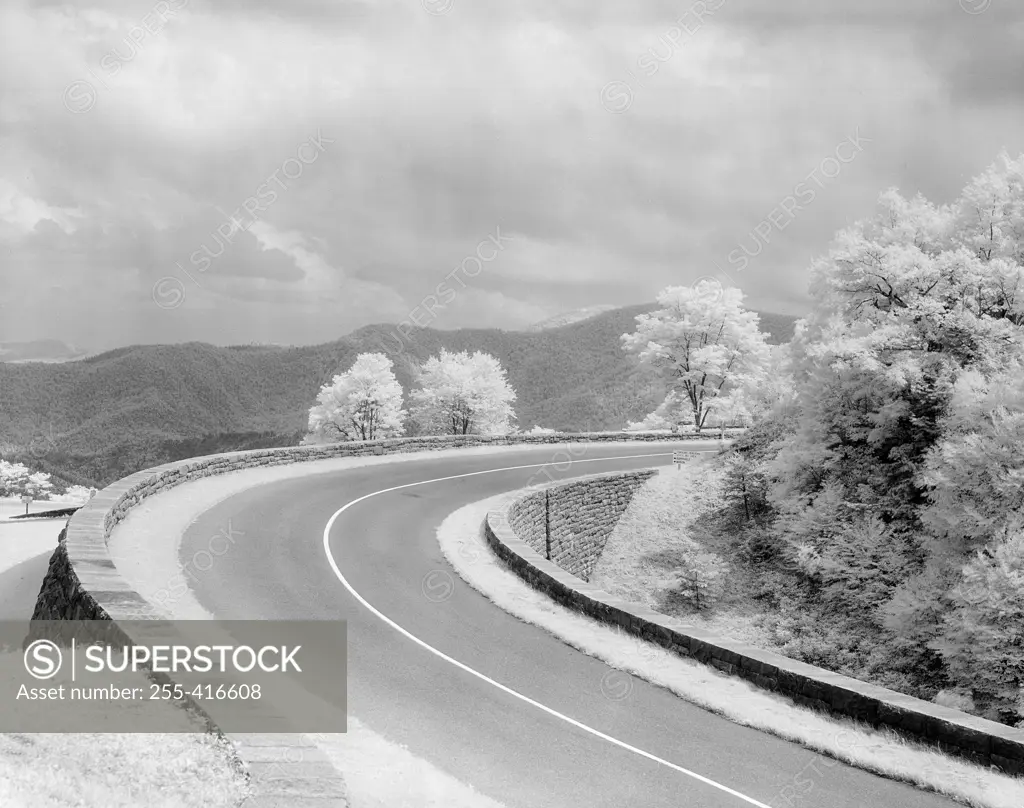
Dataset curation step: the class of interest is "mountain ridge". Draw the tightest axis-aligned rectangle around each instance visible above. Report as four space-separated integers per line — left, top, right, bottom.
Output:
0 339 88 363
0 305 799 486
527 305 621 331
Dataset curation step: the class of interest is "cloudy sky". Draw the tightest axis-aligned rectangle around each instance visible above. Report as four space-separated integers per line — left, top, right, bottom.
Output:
1 0 1022 351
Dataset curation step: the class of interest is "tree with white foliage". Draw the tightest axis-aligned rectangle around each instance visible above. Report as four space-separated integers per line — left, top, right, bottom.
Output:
55 485 96 505
302 353 407 444
931 529 1024 722
0 461 29 497
953 150 1024 267
877 361 1024 720
624 391 689 432
410 349 516 436
0 461 53 504
25 471 53 500
676 549 728 611
747 151 1024 712
766 158 1024 537
703 343 798 433
916 363 1024 557
621 284 772 433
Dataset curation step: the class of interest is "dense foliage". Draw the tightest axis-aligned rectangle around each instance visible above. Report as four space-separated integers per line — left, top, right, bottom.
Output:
409 349 517 436
0 459 94 503
622 283 773 431
302 353 407 443
0 460 52 499
721 152 1024 725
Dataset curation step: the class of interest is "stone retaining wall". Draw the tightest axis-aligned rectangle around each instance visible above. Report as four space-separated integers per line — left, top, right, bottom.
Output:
33 526 105 622
508 471 657 581
484 470 1024 776
30 432 707 807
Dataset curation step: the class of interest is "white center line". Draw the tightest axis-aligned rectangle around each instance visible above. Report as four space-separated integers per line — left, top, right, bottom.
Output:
322 450 774 808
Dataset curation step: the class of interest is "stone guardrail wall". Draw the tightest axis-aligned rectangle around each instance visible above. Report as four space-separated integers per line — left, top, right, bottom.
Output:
507 470 659 581
484 470 1024 776
29 431 714 807
33 432 723 619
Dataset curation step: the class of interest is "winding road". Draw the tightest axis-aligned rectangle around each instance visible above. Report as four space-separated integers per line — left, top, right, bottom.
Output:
179 442 958 808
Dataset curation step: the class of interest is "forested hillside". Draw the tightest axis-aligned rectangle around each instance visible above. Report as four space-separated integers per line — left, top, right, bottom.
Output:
0 305 796 486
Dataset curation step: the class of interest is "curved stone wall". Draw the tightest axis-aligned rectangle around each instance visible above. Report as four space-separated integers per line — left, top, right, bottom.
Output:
34 433 716 622
506 470 657 581
484 470 1024 776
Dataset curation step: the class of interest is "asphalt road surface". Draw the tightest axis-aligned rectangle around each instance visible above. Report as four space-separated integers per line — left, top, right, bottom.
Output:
180 442 960 808
0 550 51 621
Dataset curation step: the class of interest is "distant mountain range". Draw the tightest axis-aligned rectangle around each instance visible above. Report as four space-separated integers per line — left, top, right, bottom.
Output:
527 305 620 331
0 340 89 364
0 305 798 487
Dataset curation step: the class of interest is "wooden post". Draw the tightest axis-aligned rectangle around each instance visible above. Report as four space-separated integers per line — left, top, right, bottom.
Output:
544 489 551 560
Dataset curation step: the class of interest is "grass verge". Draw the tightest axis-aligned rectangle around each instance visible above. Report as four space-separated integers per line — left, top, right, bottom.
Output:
0 729 250 807
590 458 779 647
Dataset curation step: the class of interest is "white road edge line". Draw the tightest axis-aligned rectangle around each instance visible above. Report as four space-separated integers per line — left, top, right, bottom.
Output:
322 449 775 808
